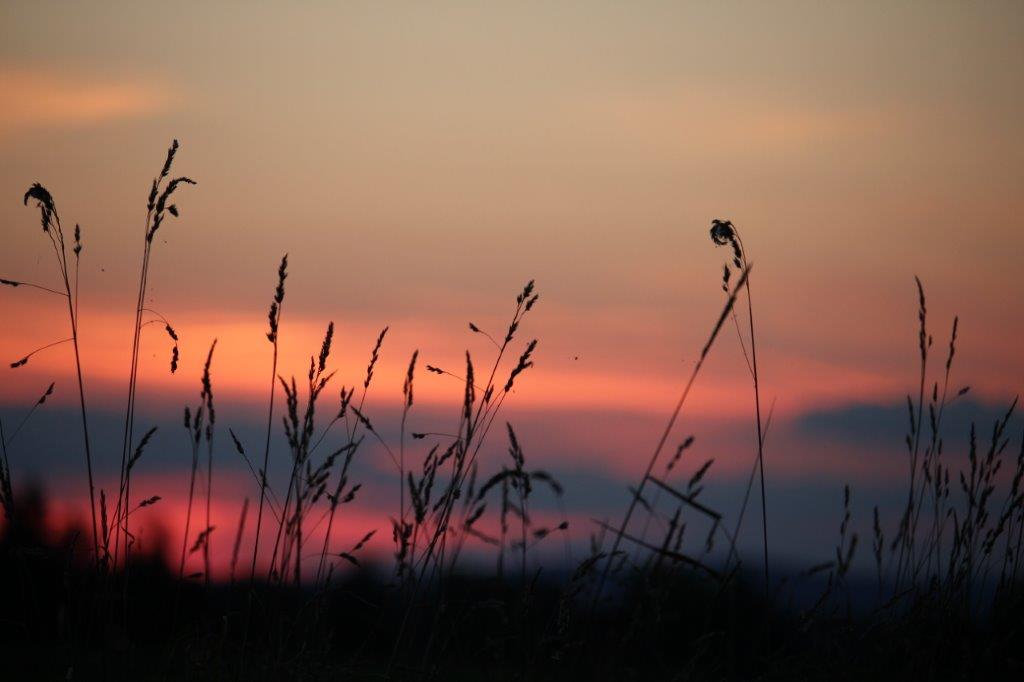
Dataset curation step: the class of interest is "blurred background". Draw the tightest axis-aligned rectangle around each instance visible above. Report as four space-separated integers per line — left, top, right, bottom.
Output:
1 0 1022 575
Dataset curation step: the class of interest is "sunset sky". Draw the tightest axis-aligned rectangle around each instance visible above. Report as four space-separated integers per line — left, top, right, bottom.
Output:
1 1 1022 574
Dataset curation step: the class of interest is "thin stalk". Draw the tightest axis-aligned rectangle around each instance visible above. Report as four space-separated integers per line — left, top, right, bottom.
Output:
726 399 777 569
117 140 196 573
901 278 929 585
0 279 69 297
117 236 152 568
205 434 214 587
180 432 202 579
251 334 280 583
0 419 12 516
736 232 770 597
250 255 286 583
54 212 101 568
230 498 249 585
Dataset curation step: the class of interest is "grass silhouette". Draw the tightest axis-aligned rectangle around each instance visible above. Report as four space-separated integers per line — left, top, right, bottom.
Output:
0 142 1022 680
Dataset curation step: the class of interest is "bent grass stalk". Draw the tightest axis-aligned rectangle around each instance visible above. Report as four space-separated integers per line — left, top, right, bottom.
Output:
17 186 100 567
711 220 770 596
592 264 751 609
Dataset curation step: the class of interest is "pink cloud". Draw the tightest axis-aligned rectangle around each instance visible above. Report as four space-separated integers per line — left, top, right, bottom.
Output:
0 67 174 135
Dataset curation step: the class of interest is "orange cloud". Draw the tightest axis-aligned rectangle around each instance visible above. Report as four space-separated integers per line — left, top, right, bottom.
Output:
0 296 900 423
0 67 174 135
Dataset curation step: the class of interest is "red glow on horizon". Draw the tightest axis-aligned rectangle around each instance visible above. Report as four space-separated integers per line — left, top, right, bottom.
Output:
1 469 587 582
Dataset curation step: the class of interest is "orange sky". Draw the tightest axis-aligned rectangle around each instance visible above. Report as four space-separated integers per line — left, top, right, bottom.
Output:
1 1 1022 567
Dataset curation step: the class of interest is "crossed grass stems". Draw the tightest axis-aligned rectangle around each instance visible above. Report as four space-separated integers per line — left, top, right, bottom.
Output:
1 143 1023 674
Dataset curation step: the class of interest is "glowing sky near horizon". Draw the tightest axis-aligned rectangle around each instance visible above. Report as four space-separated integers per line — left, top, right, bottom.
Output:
1 1 1023 569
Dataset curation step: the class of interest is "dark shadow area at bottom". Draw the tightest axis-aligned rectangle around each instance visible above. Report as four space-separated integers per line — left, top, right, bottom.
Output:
1 486 1022 681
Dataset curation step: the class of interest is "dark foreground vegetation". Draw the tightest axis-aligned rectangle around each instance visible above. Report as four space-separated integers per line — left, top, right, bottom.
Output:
0 489 1021 681
1 142 1022 680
